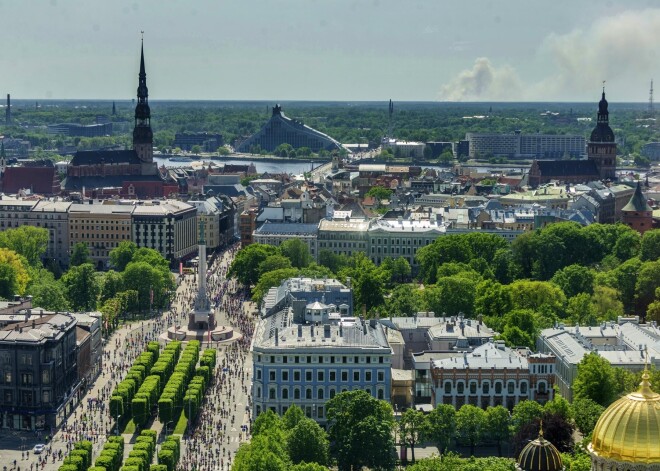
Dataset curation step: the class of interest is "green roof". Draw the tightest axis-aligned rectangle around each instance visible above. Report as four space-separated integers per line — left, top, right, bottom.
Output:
622 181 652 212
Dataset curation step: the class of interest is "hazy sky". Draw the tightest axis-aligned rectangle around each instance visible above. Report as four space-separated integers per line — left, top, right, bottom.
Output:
2 0 660 102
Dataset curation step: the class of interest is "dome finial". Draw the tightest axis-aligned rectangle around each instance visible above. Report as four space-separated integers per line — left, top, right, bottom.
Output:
539 419 544 439
639 346 654 396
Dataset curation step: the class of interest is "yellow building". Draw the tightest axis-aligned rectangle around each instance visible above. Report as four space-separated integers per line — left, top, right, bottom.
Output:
588 366 660 470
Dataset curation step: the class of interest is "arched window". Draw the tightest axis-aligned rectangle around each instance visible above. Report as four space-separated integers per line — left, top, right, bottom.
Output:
538 382 547 394
257 387 262 398
520 382 528 394
318 388 324 400
282 388 289 400
294 388 300 400
495 382 502 394
377 389 384 400
269 388 276 400
482 382 490 394
507 382 515 395
306 388 312 400
444 382 452 394
457 382 464 394
469 382 477 394
329 389 336 399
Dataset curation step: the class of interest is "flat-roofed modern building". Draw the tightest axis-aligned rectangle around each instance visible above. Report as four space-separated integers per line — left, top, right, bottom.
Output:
252 278 391 425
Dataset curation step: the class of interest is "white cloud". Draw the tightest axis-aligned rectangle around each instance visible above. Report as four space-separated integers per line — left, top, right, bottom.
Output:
440 8 660 101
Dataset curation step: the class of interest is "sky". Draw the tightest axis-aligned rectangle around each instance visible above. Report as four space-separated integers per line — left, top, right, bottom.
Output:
2 0 660 102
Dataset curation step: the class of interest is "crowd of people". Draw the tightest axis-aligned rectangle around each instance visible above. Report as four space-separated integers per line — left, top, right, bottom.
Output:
31 241 256 471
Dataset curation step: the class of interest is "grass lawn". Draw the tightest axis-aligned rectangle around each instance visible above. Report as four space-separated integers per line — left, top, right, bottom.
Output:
123 419 136 434
173 410 188 435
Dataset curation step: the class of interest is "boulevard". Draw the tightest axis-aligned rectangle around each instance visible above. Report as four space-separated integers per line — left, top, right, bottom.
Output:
0 243 255 471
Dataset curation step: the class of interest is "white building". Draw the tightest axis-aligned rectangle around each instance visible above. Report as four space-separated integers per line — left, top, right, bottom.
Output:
537 318 660 401
252 278 391 425
466 132 585 159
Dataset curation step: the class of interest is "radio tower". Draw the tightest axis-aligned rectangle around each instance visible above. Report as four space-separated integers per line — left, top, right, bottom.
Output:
649 79 654 117
388 99 394 138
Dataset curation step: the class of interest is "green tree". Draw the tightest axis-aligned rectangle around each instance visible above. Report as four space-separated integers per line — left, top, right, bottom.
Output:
550 264 594 298
613 230 641 261
70 242 91 267
435 274 478 317
282 404 305 430
251 268 298 305
365 185 393 202
383 284 421 317
427 403 456 455
399 408 428 463
456 404 486 456
380 257 412 284
109 241 137 271
101 270 124 302
30 278 69 311
279 239 313 268
0 226 49 267
287 418 330 466
475 280 512 318
190 145 202 155
258 255 292 276
570 397 605 436
319 250 350 274
591 285 624 322
640 229 660 261
0 248 30 297
326 390 395 471
635 260 660 315
596 257 641 312
122 261 172 312
567 293 598 326
485 405 511 457
511 400 544 435
416 235 473 284
61 263 99 311
573 352 620 407
228 244 278 286
509 280 566 318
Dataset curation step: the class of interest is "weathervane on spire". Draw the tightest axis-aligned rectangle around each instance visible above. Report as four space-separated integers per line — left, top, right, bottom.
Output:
602 80 606 92
141 30 144 42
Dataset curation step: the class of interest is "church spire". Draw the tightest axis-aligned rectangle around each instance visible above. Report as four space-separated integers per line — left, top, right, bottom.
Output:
133 35 153 164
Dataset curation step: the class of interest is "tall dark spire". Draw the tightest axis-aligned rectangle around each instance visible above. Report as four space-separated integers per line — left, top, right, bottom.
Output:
590 88 614 143
133 36 153 163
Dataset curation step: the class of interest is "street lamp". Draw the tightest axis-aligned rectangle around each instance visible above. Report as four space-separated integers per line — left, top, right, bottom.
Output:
164 421 174 438
116 414 121 436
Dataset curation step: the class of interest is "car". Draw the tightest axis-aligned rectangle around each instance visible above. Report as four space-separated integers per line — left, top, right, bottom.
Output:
33 444 45 454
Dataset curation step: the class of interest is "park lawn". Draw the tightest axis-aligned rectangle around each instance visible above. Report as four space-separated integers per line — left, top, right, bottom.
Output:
173 410 188 435
123 419 136 434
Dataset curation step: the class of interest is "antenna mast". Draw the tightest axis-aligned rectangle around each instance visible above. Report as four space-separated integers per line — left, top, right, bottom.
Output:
388 99 394 138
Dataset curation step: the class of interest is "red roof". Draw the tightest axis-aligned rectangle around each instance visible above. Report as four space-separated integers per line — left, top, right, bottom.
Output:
2 167 59 194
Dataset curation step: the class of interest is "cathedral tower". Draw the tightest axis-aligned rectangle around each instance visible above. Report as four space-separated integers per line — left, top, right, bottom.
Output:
133 40 153 164
587 89 617 180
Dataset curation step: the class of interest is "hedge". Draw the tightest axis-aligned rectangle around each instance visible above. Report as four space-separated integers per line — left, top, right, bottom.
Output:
88 467 107 471
139 428 157 444
69 449 90 470
149 466 168 471
124 456 146 471
132 442 154 464
157 450 175 471
63 455 84 471
119 467 140 471
74 440 93 465
94 456 115 471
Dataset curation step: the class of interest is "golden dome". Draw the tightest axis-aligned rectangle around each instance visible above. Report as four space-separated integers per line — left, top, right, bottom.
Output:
590 370 660 464
518 428 564 471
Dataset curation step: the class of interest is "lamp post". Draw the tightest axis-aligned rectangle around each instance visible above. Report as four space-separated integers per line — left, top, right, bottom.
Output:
164 421 173 438
115 414 121 436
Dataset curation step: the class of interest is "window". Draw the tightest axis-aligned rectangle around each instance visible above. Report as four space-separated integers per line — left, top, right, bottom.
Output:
377 371 384 382
42 370 50 385
42 390 50 403
256 387 261 398
317 406 324 419
282 389 289 399
294 371 301 381
318 389 324 400
269 371 276 381
4 372 11 383
306 388 312 400
341 371 348 382
329 371 336 382
353 371 360 382
255 369 261 379
317 371 324 382
507 382 515 395
482 382 490 394
294 388 300 400
520 382 528 394
444 382 451 394
469 382 477 394
365 371 372 382
457 382 464 394
329 389 336 399
495 382 502 394
282 371 289 382
306 371 312 382
377 389 384 400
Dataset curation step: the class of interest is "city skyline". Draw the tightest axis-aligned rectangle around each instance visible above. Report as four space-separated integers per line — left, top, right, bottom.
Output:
2 0 660 102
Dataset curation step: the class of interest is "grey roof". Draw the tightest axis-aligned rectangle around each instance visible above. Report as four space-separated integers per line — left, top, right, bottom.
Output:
622 182 652 212
63 174 164 191
432 342 530 370
253 307 391 351
0 313 76 343
254 222 318 236
534 159 599 178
